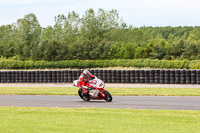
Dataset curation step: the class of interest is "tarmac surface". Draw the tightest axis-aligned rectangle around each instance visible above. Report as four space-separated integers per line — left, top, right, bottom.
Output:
1 95 200 110
0 83 200 110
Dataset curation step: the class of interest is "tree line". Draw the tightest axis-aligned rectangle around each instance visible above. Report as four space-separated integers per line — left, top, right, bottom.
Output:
0 8 200 61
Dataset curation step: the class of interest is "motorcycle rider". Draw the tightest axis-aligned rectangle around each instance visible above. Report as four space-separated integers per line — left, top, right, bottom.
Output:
78 70 95 92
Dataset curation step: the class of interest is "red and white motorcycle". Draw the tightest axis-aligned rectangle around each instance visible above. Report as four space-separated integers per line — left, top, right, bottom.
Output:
73 77 112 102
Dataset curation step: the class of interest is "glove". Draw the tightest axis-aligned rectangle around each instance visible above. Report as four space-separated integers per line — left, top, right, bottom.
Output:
91 76 96 80
82 86 89 90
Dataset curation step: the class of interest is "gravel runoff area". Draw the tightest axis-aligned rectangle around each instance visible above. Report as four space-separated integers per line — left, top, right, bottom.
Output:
0 83 200 88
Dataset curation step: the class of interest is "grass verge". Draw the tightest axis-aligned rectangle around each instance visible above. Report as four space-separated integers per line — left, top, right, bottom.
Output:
0 87 200 96
0 107 200 133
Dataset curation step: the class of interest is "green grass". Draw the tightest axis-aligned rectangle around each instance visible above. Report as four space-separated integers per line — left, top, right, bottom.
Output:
0 87 76 95
108 87 200 96
0 107 199 133
0 87 200 96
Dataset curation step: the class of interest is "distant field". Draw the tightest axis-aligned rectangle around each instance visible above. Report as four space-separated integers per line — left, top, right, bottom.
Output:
0 87 200 96
0 107 199 133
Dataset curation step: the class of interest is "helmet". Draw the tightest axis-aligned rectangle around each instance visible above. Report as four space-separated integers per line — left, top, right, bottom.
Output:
83 70 90 77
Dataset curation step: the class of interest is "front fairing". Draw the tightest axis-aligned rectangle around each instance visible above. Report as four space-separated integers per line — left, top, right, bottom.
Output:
89 78 105 89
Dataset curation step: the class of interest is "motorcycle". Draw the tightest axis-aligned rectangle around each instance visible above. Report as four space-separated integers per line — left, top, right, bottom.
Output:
73 77 112 102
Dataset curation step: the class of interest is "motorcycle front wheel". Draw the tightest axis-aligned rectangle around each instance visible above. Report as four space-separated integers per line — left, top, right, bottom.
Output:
103 90 112 102
78 88 90 101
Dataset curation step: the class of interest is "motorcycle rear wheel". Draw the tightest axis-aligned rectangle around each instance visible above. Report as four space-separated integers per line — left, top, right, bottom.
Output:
78 88 90 101
103 90 112 102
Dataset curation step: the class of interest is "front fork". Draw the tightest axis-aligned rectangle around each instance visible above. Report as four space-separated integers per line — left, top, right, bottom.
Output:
100 89 106 98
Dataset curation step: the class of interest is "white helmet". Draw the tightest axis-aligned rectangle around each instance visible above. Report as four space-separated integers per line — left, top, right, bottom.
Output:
83 70 90 76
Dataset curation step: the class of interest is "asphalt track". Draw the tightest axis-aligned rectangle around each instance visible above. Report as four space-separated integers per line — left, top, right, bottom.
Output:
1 95 200 110
0 83 200 110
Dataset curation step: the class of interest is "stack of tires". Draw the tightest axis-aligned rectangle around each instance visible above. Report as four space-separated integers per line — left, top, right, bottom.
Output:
175 70 180 84
130 70 135 83
15 71 19 83
154 70 160 84
160 70 165 84
47 71 51 83
72 70 77 82
76 70 82 79
185 70 191 84
102 70 107 83
52 71 56 83
121 70 126 83
191 70 196 84
135 70 140 83
149 70 154 84
197 70 200 84
144 70 149 83
98 70 103 81
111 70 116 83
38 71 43 83
164 70 170 84
11 71 15 83
125 70 130 83
1 71 6 83
63 70 68 83
140 70 145 83
180 70 186 84
170 70 175 84
27 71 31 83
106 70 112 83
116 70 121 83
68 70 72 83
0 69 200 84
35 71 39 83
43 71 48 83
57 71 61 83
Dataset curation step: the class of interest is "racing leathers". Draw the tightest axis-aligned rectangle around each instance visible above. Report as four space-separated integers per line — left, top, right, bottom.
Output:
78 73 95 92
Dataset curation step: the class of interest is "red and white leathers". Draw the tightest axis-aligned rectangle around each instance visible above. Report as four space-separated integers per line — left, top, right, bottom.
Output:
78 73 95 91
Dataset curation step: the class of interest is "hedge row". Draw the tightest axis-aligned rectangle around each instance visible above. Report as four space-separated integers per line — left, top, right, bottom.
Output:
0 69 200 84
0 59 199 69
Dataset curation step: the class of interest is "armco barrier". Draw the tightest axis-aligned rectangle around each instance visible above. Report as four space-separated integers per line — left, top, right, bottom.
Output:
0 70 199 84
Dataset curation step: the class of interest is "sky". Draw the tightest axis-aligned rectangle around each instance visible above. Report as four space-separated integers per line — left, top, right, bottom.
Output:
0 0 200 28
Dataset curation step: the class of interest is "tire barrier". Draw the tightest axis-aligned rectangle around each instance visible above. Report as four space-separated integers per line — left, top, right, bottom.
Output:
160 70 165 84
130 70 135 83
175 70 180 84
154 70 160 84
135 70 140 83
144 70 149 83
0 69 199 84
197 70 200 84
126 70 130 83
170 70 175 84
107 70 111 83
180 70 186 84
191 70 196 84
111 70 116 83
149 70 154 84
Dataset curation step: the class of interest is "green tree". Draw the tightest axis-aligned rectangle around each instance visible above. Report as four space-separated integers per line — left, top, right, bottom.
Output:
0 25 16 58
15 13 41 60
